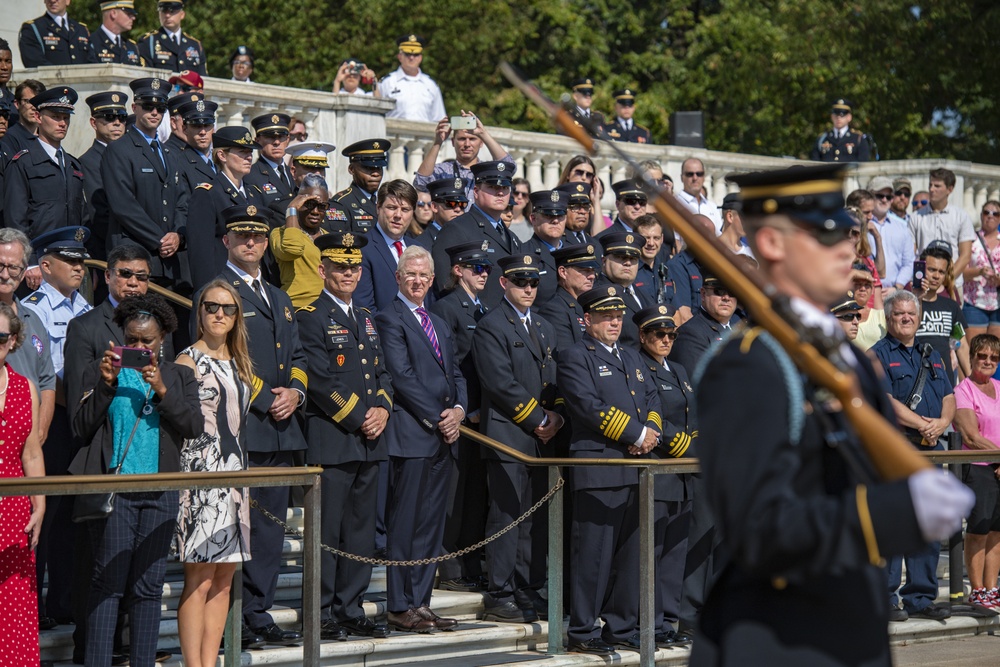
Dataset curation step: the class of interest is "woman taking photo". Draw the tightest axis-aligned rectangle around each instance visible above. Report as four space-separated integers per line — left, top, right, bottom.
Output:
0 302 45 665
963 201 1000 342
175 280 253 667
72 295 203 667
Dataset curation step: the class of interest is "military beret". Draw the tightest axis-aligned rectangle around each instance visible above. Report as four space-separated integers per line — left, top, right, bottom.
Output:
316 231 368 265
579 285 626 312
727 163 855 229
213 125 260 150
223 204 269 234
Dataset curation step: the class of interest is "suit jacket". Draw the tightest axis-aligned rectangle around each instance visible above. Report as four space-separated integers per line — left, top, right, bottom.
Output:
375 297 467 459
669 308 740 375
80 140 110 260
355 232 415 312
101 126 189 285
603 118 652 144
431 205 521 308
472 299 560 458
138 28 207 75
429 286 488 411
18 14 96 67
297 291 392 465
536 287 586 359
175 141 216 193
244 158 294 219
3 136 86 242
595 275 654 349
557 334 660 490
640 350 697 501
520 235 560 307
328 186 377 234
69 360 203 475
89 28 144 66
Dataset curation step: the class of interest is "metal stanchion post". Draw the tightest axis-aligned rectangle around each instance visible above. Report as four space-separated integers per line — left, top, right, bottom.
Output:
948 431 965 604
303 473 322 665
547 465 564 655
224 563 242 667
639 467 655 667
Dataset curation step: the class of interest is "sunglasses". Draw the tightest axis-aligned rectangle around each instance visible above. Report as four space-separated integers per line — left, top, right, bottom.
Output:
836 313 862 322
98 112 127 123
203 301 239 316
514 190 530 197
913 199 929 208
140 102 167 113
415 201 429 208
112 267 150 282
0 332 11 345
707 286 732 298
509 277 540 289
290 132 309 141
463 263 491 275
794 222 857 248
976 352 1000 363
683 171 705 178
873 193 893 201
982 211 1000 218
894 190 911 197
439 200 466 210
621 197 647 207
649 330 677 341
571 168 595 180
576 90 594 97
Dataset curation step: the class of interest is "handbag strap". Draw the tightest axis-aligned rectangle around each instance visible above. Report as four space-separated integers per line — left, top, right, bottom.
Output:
110 385 154 475
976 231 998 274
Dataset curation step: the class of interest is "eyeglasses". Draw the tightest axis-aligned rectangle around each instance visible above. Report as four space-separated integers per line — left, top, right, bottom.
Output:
402 272 433 282
98 113 127 123
683 171 705 178
649 330 677 341
976 352 1000 363
290 131 308 142
571 168 595 180
513 190 530 198
0 263 25 278
873 193 893 202
509 277 540 289
462 264 491 275
707 286 732 298
203 301 239 316
568 203 591 210
894 190 911 197
982 210 1000 218
621 197 647 207
836 313 862 322
913 199 929 208
140 102 167 114
112 267 150 282
0 332 11 345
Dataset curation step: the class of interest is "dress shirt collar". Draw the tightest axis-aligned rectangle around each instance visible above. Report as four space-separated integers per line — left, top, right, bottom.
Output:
226 260 262 284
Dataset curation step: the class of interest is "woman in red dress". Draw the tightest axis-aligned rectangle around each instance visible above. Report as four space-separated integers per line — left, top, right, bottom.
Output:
0 301 46 664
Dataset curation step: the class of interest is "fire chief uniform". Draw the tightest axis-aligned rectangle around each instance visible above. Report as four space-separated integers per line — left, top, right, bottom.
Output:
557 286 662 650
298 257 393 627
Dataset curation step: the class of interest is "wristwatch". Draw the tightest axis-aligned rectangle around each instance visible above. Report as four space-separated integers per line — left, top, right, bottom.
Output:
285 207 297 218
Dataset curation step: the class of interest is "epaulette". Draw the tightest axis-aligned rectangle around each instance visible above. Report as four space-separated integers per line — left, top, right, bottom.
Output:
79 21 88 28
26 293 41 302
358 307 371 314
11 150 28 161
296 305 315 313
196 183 212 190
189 35 202 45
24 19 34 25
142 30 157 39
333 188 352 201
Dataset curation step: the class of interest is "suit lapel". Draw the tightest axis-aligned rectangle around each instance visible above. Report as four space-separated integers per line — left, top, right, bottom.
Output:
101 300 122 346
592 338 624 372
504 301 542 361
131 128 166 180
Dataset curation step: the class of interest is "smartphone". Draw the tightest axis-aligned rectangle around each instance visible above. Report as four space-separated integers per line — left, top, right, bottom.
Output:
450 115 476 131
113 346 152 369
912 260 926 291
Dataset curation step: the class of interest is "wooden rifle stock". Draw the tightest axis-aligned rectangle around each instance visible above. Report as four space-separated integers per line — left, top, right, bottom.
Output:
499 63 929 481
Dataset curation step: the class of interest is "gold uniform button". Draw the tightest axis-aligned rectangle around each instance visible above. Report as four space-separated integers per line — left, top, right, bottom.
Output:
772 576 788 590
279 364 285 370
359 344 365 350
630 390 635 396
276 342 281 348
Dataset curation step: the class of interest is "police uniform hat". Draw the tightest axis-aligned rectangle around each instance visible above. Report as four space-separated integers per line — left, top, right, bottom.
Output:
702 274 724 289
230 44 254 66
830 291 862 314
721 193 741 211
551 243 600 270
611 179 647 201
85 91 128 115
924 239 953 260
169 70 203 89
446 241 492 266
530 190 569 216
213 126 260 150
571 77 595 93
287 142 335 168
600 231 645 258
831 98 853 114
578 285 626 312
726 163 855 229
315 231 368 265
396 34 426 54
633 304 678 330
32 86 78 113
178 98 217 124
471 160 515 187
556 182 592 206
342 139 390 167
613 88 636 105
427 177 468 203
251 113 291 136
223 204 270 234
129 77 170 103
35 227 90 260
497 254 540 279
167 91 203 116
99 0 136 13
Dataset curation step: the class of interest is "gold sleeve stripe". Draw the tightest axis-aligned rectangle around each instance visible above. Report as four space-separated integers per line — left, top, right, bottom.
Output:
512 398 539 424
603 410 630 441
667 432 691 457
554 397 565 406
647 411 662 431
331 393 360 423
672 438 691 458
250 375 264 403
290 367 308 389
609 414 631 441
855 485 884 567
377 389 392 408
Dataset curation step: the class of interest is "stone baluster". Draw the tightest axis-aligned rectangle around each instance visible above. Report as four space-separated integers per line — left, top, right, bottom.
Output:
542 154 561 189
405 141 426 181
387 140 408 182
525 153 544 191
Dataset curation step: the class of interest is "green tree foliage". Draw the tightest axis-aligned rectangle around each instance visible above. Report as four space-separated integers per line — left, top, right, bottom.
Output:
75 0 999 163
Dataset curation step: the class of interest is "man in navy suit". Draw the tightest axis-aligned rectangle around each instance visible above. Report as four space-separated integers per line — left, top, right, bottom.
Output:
374 245 467 632
355 179 418 312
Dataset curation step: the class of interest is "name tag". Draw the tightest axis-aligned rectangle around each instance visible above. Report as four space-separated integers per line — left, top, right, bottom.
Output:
245 311 256 317
141 167 154 173
598 364 612 377
539 270 548 275
661 384 672 390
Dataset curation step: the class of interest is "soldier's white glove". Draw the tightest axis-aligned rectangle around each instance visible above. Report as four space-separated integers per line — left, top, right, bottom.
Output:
908 469 975 542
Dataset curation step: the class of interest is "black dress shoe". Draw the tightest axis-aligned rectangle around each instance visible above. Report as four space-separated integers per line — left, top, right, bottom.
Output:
656 629 692 647
241 625 266 650
252 622 303 646
110 654 129 666
606 632 642 652
437 577 482 592
568 638 616 655
154 651 171 663
415 606 458 630
482 596 538 623
387 609 435 633
320 620 348 641
38 615 58 631
340 615 391 638
910 603 951 620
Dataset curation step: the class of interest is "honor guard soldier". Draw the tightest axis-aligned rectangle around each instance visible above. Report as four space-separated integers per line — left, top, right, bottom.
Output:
382 34 446 123
604 89 651 144
3 86 86 242
559 77 605 135
472 254 563 624
245 112 295 219
90 0 144 66
689 164 973 666
329 139 392 234
412 177 468 251
80 91 128 262
558 182 599 248
557 285 661 655
810 98 873 162
173 96 217 192
18 0 97 67
139 0 206 75
596 231 654 347
522 189 570 307
537 243 600 356
285 141 334 189
297 231 395 641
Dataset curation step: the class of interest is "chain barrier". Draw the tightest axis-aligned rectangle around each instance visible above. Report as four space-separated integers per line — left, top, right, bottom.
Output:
250 476 564 567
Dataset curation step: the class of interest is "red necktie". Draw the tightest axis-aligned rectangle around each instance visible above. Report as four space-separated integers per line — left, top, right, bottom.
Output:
393 240 404 260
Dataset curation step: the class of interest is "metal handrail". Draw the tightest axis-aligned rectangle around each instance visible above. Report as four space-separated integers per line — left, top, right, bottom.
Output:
84 258 193 310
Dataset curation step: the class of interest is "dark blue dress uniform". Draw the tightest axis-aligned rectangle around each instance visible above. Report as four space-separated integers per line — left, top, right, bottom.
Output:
556 182 601 252
244 113 295 219
89 29 144 66
80 91 129 261
666 248 703 311
536 243 601 357
809 99 872 162
603 89 651 144
668 307 740 376
170 95 215 190
596 230 653 348
297 232 393 629
328 139 391 235
413 177 469 254
18 12 97 67
557 286 662 651
520 189 570 307
2 87 85 242
472 256 561 620
138 27 206 75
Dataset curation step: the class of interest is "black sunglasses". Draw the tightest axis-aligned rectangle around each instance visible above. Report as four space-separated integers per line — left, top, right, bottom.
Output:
203 301 239 316
0 332 11 345
683 171 705 178
140 102 167 113
509 277 540 289
982 211 1000 218
836 313 862 322
707 286 732 298
571 168 595 180
894 190 911 197
112 267 150 282
650 330 677 340
99 112 127 123
793 222 856 248
462 263 491 275
621 197 647 207
873 193 893 201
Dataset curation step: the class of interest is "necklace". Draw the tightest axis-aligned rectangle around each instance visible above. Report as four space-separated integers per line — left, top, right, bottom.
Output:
0 366 9 397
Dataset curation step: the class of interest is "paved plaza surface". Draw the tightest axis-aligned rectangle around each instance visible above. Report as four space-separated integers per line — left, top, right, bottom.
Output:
893 634 1000 665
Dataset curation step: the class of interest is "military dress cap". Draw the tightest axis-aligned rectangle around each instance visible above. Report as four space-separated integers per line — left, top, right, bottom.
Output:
867 176 893 193
530 190 569 216
611 179 647 200
223 204 270 234
893 177 912 193
315 231 368 265
613 88 636 105
830 291 862 314
342 139 390 167
396 34 426 54
251 113 291 135
556 181 592 206
497 254 540 279
158 0 184 9
427 177 468 203
633 303 678 330
471 160 515 187
178 98 217 124
32 86 78 113
85 91 129 114
551 243 600 270
727 163 855 229
99 0 136 12
169 70 204 89
579 285 626 312
925 239 953 259
600 230 645 257
446 241 492 266
35 227 91 260
230 44 254 65
213 125 260 150
167 91 203 116
721 193 741 211
571 77 595 92
702 274 724 289
831 98 853 113
129 77 170 103
287 142 335 168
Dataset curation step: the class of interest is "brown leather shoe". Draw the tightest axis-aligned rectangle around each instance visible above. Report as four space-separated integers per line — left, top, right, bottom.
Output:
387 609 435 633
415 605 458 630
